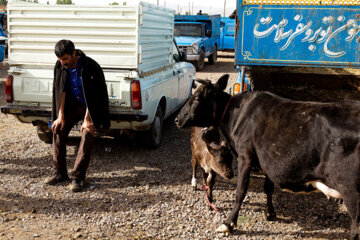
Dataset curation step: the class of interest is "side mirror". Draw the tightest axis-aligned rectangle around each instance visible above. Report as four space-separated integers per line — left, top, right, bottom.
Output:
206 29 212 37
173 54 180 62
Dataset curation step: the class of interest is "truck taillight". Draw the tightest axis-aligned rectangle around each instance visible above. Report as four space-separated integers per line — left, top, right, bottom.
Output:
5 75 13 103
233 82 249 95
131 80 142 110
233 83 241 95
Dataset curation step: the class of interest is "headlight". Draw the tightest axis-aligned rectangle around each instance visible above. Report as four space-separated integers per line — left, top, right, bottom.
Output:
191 43 198 54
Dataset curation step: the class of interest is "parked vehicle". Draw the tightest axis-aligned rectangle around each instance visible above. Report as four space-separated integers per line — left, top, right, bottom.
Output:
174 14 221 71
1 1 196 148
219 17 235 51
232 1 360 95
0 11 7 62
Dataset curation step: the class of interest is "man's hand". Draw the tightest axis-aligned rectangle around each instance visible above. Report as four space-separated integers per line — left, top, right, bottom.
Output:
53 92 66 134
81 120 96 135
52 117 65 134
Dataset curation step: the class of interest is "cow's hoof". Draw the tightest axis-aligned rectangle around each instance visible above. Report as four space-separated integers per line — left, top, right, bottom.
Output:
191 178 197 190
264 212 277 221
216 224 231 233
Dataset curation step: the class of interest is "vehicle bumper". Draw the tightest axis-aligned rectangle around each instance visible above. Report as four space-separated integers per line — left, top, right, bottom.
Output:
1 105 148 122
186 54 200 61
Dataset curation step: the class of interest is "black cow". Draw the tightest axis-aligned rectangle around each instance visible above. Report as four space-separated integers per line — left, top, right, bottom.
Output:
175 74 360 240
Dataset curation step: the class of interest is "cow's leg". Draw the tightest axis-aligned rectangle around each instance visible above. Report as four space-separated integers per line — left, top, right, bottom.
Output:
343 194 360 240
216 156 251 233
191 157 197 191
264 176 276 221
201 169 213 208
206 170 216 203
201 168 208 186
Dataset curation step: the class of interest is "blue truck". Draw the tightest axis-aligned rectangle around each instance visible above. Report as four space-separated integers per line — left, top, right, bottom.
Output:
232 1 360 98
219 17 235 51
0 11 6 62
174 14 221 71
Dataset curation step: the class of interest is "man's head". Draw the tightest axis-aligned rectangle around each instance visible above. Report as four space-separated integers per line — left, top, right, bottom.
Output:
55 39 77 69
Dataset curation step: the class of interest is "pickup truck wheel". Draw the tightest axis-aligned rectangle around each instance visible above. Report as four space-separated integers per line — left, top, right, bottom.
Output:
139 105 163 148
208 46 217 64
36 126 53 144
194 49 205 71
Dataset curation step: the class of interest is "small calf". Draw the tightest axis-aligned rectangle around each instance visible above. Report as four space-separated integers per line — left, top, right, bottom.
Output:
190 126 234 204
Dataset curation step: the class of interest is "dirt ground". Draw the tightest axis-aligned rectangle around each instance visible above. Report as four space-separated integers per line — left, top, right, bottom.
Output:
0 54 353 240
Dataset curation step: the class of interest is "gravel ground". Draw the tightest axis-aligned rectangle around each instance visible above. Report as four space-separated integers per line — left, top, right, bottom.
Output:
0 54 351 239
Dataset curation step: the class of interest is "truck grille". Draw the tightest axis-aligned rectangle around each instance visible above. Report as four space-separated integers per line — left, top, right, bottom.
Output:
179 46 194 54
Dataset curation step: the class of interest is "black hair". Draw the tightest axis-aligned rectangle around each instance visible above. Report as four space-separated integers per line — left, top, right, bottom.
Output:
54 39 75 57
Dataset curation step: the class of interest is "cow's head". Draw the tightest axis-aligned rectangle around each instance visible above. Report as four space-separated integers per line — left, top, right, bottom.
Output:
202 126 233 180
175 74 229 128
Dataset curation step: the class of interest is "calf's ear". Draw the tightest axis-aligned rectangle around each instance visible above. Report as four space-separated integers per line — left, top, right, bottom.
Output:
202 127 220 145
214 74 229 91
206 142 221 155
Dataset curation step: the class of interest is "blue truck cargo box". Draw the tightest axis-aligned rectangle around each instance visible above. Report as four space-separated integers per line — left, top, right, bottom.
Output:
235 4 360 68
220 17 235 51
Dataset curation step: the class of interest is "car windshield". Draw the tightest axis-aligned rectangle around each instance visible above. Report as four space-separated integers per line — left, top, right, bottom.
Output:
174 23 202 37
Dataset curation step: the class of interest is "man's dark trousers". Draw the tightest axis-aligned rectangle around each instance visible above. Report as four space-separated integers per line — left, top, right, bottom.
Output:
52 102 94 180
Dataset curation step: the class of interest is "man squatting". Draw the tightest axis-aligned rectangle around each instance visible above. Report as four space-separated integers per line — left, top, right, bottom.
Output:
45 39 110 192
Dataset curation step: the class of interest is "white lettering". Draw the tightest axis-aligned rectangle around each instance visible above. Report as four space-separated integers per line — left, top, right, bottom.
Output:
252 14 360 58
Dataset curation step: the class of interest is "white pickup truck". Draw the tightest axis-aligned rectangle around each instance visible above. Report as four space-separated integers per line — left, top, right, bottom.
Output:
1 1 196 147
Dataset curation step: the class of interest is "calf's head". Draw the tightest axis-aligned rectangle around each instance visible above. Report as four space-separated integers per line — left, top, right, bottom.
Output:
202 127 233 180
175 74 229 128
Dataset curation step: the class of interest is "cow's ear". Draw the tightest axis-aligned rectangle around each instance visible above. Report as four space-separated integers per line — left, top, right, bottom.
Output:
195 79 211 85
214 74 229 91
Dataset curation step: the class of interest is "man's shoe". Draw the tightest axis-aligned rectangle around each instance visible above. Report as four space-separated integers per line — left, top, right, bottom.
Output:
70 179 84 192
44 174 69 185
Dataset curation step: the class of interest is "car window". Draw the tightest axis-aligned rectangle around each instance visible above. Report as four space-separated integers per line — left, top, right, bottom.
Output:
174 23 202 37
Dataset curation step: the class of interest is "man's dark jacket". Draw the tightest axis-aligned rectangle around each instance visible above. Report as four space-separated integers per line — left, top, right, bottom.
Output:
52 50 110 129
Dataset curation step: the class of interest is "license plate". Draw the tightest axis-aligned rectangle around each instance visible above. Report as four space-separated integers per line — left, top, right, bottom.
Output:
72 122 82 131
9 108 22 114
48 119 82 131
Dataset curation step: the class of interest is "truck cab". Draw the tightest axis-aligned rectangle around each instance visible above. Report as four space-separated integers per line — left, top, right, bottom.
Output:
174 14 220 71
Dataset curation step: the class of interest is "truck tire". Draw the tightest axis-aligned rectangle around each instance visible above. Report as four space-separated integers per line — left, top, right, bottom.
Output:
139 105 163 148
194 49 205 71
36 125 53 144
208 46 217 64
